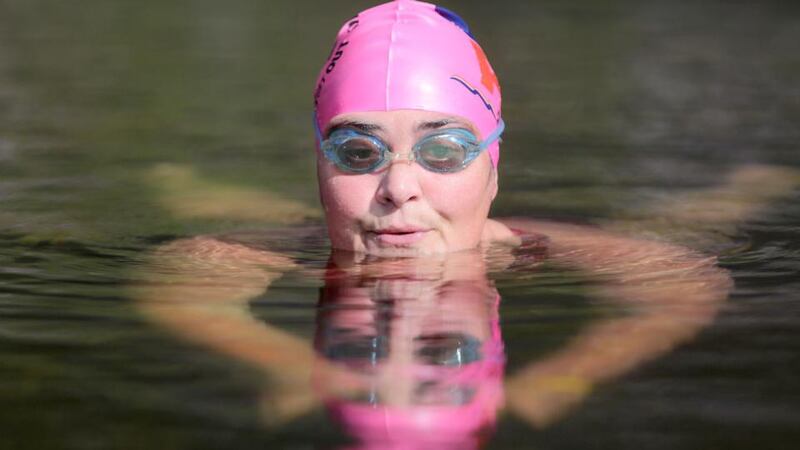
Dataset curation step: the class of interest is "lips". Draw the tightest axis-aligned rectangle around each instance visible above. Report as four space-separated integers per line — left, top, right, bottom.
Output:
368 226 431 246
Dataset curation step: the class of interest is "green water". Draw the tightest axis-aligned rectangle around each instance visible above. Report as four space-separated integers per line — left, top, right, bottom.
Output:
1 0 799 449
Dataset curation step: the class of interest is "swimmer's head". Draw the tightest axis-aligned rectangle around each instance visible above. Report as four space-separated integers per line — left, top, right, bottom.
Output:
313 0 503 166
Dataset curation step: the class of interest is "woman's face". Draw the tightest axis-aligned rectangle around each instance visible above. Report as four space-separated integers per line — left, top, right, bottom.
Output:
316 110 498 257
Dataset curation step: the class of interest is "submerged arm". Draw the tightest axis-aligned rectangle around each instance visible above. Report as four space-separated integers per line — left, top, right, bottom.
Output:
129 237 319 424
501 219 732 428
604 164 800 251
144 163 320 224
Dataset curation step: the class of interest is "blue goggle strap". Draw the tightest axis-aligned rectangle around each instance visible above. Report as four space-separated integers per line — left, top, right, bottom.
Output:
313 112 324 146
477 119 505 151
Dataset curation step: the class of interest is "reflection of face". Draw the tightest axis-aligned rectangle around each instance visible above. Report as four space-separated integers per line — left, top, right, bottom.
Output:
312 254 506 448
325 286 490 406
317 110 499 257
315 252 503 407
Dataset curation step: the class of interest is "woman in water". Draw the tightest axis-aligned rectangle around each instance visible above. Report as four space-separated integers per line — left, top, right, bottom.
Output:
133 0 795 447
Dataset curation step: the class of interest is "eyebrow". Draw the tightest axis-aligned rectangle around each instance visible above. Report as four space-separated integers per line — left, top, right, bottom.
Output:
416 119 454 131
417 118 476 133
326 121 383 136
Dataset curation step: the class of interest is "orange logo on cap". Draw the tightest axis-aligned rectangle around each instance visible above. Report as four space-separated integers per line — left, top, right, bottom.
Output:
471 41 499 94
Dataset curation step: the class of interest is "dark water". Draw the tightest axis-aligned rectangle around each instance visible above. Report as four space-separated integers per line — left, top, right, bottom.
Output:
1 0 799 449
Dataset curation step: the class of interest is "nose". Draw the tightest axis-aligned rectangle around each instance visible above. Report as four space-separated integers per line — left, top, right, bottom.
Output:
375 158 422 207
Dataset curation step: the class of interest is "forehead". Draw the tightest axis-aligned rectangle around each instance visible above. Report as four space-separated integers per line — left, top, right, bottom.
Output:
326 109 479 136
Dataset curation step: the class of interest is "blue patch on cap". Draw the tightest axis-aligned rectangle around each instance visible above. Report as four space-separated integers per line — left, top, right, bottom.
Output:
435 6 474 38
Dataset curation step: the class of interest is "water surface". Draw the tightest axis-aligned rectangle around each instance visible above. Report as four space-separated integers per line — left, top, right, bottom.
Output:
1 0 799 449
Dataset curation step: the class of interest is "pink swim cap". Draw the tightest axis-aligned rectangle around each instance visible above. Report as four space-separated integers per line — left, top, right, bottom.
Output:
313 0 504 166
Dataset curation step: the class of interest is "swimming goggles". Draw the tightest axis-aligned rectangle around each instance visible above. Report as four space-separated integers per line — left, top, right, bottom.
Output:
315 118 505 174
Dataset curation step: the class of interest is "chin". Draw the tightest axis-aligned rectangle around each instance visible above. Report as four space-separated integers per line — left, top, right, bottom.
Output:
354 236 450 258
363 245 441 258
330 230 476 258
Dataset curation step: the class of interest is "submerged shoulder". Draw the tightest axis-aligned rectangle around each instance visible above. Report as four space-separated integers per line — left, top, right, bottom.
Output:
496 217 727 278
483 218 523 246
498 217 654 246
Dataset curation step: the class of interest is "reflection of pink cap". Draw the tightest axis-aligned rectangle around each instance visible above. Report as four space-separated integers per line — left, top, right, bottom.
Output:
313 0 503 166
325 342 504 450
317 290 505 449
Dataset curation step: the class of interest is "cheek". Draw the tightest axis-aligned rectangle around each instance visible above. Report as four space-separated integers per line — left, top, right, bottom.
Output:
318 169 377 221
423 169 494 222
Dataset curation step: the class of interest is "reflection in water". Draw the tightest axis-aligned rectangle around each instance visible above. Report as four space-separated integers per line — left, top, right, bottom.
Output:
133 228 731 449
313 254 507 448
1 0 798 447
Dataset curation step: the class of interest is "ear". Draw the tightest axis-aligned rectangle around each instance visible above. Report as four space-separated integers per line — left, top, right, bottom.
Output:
489 167 499 201
316 159 331 213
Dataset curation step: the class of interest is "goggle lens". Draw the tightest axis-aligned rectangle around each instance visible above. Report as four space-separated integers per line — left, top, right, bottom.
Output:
333 137 383 172
416 134 471 172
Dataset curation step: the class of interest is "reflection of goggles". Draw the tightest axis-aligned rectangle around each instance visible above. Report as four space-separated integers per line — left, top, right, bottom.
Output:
322 332 483 368
315 119 505 174
319 329 506 442
321 331 491 406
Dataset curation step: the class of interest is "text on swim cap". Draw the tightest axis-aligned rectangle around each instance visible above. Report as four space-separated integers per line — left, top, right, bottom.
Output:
314 19 360 109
